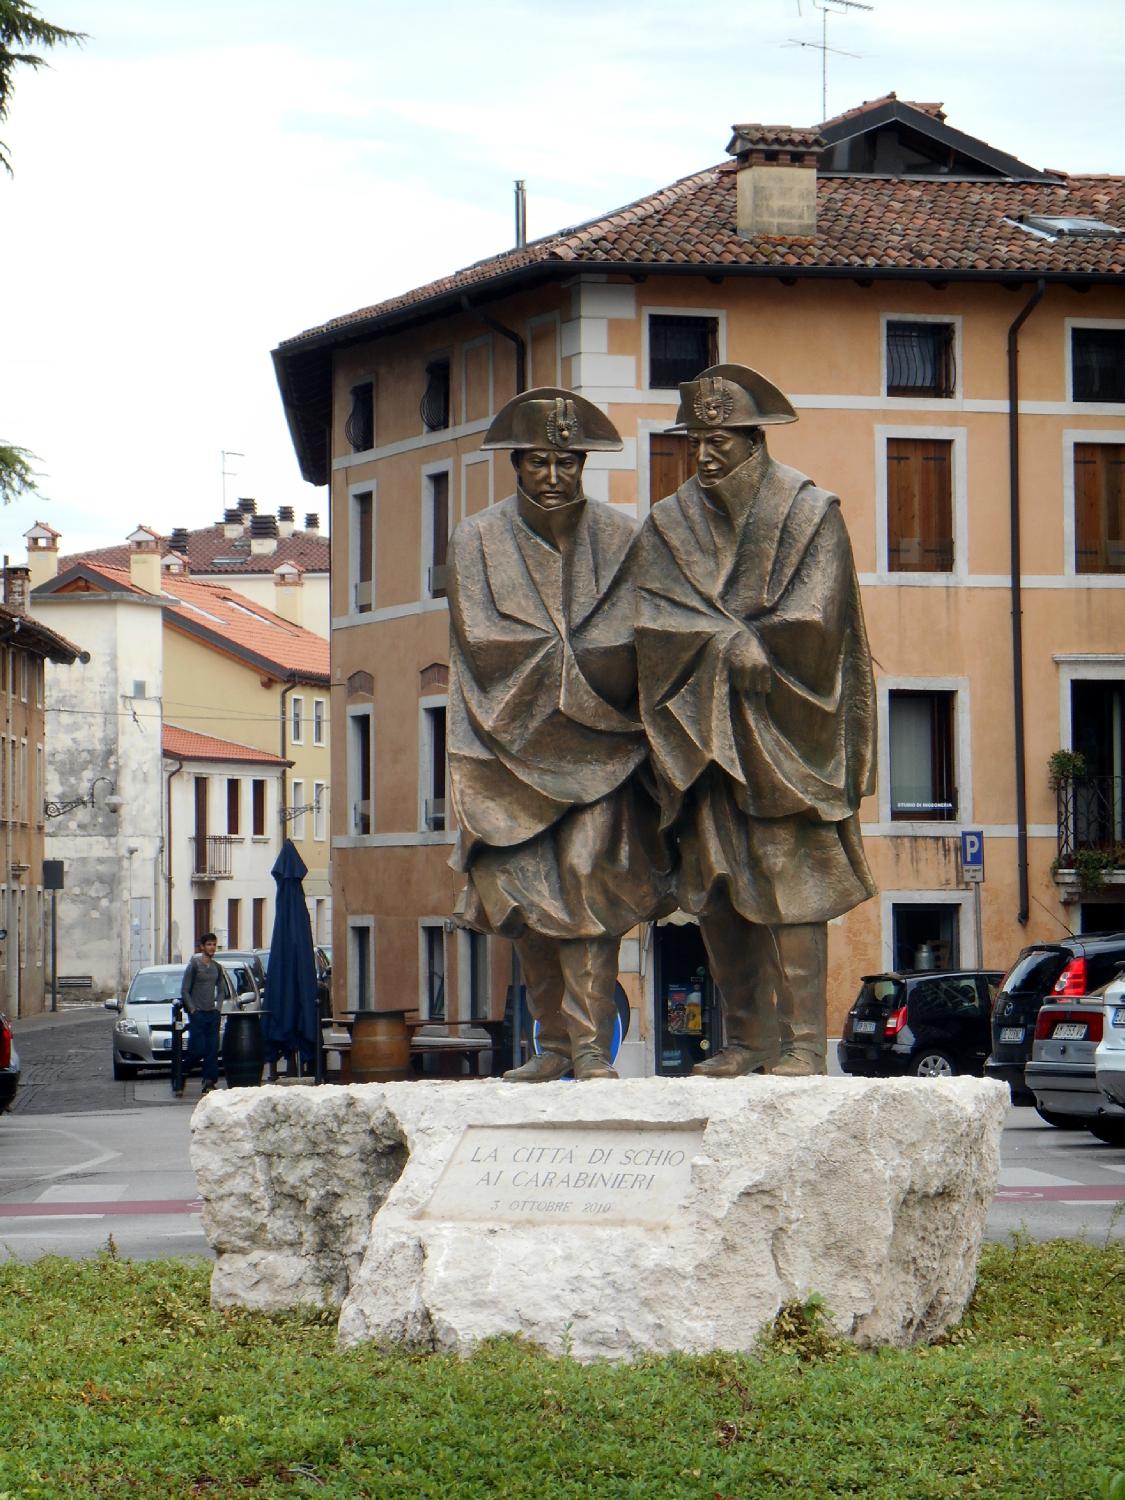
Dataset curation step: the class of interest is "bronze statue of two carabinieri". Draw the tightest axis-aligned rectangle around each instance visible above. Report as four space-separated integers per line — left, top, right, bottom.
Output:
446 366 875 1082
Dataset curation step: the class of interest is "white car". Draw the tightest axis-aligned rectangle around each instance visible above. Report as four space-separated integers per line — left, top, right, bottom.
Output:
1094 973 1125 1115
107 963 254 1079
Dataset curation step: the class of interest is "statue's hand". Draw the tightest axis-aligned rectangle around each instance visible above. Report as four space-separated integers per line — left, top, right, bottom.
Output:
724 631 771 694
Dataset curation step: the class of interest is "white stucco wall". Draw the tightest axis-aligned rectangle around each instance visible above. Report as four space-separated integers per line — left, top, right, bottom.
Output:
33 591 165 998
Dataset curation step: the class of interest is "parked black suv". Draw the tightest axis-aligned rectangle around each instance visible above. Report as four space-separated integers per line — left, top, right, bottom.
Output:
985 932 1125 1104
838 970 1003 1079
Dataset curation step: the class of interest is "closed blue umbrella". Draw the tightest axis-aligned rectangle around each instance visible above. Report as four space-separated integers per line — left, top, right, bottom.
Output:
262 839 320 1078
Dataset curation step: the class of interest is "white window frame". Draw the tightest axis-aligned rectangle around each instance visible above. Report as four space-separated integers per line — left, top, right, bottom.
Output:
346 705 374 837
290 694 304 746
348 917 376 1010
1054 654 1125 752
419 918 448 1021
250 777 268 840
1064 317 1125 405
641 306 727 397
458 928 490 1023
348 481 376 616
290 778 306 840
312 697 326 746
874 425 969 582
880 312 962 402
877 676 972 834
313 781 328 841
1062 429 1125 580
880 890 975 974
420 460 453 602
418 695 448 834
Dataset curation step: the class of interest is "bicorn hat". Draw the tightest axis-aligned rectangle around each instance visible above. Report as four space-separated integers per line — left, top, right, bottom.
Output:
480 387 623 452
672 364 797 431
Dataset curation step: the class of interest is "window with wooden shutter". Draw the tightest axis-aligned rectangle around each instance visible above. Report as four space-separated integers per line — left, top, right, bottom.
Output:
649 432 693 508
1074 443 1125 573
427 472 450 599
353 491 373 612
886 437 953 572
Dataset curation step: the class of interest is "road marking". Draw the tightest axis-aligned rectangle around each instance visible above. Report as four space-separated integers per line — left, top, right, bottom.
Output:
0 1198 202 1219
37 1183 126 1203
993 1184 1125 1202
997 1168 1075 1188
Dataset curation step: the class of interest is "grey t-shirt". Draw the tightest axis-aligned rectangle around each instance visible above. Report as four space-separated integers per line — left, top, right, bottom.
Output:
181 954 221 1013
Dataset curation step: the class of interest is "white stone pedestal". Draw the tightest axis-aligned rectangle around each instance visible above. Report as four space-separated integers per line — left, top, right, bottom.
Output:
191 1075 1007 1362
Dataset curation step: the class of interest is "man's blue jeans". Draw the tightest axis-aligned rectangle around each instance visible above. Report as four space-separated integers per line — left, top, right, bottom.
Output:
184 1009 220 1083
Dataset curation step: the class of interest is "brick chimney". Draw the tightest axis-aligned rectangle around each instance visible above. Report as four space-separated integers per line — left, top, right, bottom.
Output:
277 505 295 539
24 521 61 589
249 514 279 557
3 564 31 613
127 525 162 594
727 124 823 239
272 561 304 626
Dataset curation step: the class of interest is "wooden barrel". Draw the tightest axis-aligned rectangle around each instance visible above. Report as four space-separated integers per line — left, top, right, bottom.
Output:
221 1009 265 1089
350 1010 411 1083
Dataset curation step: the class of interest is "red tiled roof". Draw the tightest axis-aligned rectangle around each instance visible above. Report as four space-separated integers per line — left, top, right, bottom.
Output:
0 601 81 663
49 563 330 682
728 125 825 150
284 170 1124 350
163 724 290 765
62 523 328 577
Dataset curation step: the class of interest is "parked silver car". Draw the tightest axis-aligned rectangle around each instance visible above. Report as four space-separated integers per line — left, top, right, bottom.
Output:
1094 973 1125 1116
107 963 252 1079
1024 986 1125 1145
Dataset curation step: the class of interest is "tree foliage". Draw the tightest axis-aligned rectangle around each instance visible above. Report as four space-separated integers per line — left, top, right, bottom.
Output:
0 0 86 173
0 442 42 504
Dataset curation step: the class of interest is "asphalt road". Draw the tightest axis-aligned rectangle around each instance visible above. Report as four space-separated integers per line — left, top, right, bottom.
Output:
1 1006 1123 1262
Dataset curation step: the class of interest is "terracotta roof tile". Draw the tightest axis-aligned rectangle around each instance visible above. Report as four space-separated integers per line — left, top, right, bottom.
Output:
282 170 1123 352
163 724 289 765
52 563 329 683
62 523 328 577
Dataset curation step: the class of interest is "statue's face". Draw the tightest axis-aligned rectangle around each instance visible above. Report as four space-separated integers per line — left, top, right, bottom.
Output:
515 448 585 509
687 428 760 487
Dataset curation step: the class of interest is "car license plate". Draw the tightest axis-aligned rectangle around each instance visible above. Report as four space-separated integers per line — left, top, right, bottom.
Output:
1052 1022 1087 1040
1000 1027 1024 1043
1114 1006 1125 1027
156 1036 172 1051
853 1019 877 1034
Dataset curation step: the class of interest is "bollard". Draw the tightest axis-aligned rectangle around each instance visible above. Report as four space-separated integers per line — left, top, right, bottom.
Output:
171 1001 187 1096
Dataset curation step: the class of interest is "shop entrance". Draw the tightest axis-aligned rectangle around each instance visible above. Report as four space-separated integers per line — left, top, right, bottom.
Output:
653 921 722 1076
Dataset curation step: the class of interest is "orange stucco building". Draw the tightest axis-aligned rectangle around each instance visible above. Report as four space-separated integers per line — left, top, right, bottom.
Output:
274 95 1125 1075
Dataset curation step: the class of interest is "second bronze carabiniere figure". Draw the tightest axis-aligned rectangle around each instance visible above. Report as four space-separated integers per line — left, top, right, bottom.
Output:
634 364 876 1077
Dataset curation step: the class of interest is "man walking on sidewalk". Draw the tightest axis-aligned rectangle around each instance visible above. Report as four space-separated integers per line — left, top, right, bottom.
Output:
178 933 222 1096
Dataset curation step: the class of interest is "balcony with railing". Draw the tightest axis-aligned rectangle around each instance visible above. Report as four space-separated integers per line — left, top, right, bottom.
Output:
191 834 234 880
1055 775 1125 896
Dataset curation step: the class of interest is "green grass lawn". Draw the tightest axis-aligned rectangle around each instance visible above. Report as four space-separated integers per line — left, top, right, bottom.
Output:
0 1238 1122 1499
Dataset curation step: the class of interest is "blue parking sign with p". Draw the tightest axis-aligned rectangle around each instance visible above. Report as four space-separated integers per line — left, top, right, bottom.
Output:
961 830 984 881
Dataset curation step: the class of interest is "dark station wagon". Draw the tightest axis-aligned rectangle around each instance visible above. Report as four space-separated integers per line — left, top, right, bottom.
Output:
838 969 1003 1079
985 932 1125 1104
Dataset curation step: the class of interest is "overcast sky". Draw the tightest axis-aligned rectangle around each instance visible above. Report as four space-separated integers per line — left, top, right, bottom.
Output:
1 0 1122 557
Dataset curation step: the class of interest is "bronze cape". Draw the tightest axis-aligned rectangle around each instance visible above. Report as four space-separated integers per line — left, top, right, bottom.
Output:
449 488 673 940
634 448 876 925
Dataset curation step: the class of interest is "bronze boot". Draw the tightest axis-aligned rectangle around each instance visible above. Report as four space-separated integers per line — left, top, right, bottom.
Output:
504 933 573 1082
560 937 620 1081
772 922 828 1077
503 1050 572 1082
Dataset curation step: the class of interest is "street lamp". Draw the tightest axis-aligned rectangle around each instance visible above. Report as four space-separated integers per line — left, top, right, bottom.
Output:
44 775 124 820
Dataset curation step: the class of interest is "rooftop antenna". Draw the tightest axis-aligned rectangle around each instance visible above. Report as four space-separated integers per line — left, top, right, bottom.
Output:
787 0 872 121
221 450 244 508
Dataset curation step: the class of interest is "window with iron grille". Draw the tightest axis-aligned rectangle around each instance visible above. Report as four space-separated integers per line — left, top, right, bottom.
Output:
1074 443 1125 572
345 381 374 451
889 690 957 821
648 315 719 390
886 321 955 398
420 359 451 431
1072 328 1125 403
886 437 954 572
